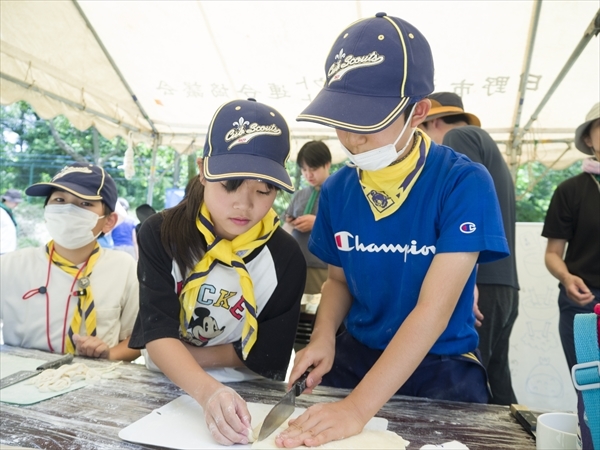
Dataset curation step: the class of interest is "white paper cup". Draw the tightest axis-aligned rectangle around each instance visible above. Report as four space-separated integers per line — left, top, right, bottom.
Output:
536 412 579 450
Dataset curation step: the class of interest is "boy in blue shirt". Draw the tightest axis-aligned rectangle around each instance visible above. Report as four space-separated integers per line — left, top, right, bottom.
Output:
278 13 509 448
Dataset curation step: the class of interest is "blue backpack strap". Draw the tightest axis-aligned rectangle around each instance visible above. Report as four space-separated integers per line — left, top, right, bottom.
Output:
572 305 600 450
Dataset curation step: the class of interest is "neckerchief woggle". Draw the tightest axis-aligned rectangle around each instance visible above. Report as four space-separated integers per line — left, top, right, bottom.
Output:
179 202 280 359
46 240 100 354
358 130 431 221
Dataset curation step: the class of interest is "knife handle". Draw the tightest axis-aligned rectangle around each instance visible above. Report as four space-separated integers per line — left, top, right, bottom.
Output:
293 370 311 396
36 353 74 371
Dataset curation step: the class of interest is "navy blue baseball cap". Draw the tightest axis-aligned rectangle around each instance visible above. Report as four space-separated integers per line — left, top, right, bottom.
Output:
26 162 118 211
203 98 294 193
297 12 434 133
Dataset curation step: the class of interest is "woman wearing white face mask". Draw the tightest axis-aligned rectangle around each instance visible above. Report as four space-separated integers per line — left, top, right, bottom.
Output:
0 162 140 362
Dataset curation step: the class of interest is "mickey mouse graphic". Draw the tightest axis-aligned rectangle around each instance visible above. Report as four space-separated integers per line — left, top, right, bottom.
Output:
188 307 225 346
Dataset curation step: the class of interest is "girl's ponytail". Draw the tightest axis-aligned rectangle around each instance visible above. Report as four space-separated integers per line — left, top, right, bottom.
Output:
160 174 207 275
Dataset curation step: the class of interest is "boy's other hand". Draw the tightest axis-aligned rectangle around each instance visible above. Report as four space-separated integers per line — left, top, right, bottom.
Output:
287 337 334 394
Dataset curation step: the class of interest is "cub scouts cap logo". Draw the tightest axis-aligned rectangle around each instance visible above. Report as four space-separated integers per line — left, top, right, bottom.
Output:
25 162 118 211
203 99 294 193
298 12 434 133
226 117 282 150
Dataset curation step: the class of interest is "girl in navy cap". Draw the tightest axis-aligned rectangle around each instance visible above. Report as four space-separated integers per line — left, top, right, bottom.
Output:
129 99 305 445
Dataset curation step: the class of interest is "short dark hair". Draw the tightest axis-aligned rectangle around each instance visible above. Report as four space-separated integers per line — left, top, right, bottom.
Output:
296 141 332 169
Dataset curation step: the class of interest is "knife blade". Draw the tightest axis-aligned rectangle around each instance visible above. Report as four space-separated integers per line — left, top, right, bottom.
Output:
257 370 310 442
0 354 74 390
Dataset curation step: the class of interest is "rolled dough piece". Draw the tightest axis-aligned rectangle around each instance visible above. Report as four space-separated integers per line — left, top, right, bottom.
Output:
251 420 409 449
247 423 261 443
26 361 122 392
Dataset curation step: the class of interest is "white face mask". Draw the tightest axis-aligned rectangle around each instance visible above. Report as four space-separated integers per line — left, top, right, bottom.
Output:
44 204 104 250
341 105 418 172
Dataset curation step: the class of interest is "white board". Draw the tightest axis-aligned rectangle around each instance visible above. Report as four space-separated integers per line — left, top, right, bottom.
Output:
0 354 86 405
119 395 388 450
509 222 577 413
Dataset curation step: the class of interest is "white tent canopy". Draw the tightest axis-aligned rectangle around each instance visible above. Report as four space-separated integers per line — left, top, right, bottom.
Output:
1 0 599 172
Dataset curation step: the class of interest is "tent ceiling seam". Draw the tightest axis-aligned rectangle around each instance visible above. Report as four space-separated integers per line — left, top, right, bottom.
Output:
0 72 153 138
71 0 159 137
196 1 239 100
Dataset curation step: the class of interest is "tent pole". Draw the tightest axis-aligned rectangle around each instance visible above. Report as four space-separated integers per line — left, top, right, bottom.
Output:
514 9 600 149
516 144 572 201
507 0 543 179
146 137 159 206
173 154 181 188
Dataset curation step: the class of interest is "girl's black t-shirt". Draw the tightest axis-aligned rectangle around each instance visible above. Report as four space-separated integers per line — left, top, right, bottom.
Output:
130 213 307 381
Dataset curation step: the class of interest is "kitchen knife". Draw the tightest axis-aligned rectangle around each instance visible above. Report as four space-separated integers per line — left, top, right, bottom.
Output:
0 354 74 390
257 370 310 442
510 403 537 438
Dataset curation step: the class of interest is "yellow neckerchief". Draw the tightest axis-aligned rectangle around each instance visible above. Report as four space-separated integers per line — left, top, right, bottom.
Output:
358 130 431 221
179 202 280 359
46 240 101 354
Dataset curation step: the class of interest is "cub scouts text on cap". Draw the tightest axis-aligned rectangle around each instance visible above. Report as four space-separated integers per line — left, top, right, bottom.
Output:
203 99 294 193
25 162 118 211
298 12 434 134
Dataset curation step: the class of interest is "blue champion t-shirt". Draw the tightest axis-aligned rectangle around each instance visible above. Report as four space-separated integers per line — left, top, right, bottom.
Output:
308 141 509 355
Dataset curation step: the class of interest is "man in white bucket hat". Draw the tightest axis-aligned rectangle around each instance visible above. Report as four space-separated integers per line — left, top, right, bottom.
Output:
542 102 600 371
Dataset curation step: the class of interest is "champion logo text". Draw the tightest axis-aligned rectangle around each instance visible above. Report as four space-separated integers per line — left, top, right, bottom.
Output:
334 231 435 262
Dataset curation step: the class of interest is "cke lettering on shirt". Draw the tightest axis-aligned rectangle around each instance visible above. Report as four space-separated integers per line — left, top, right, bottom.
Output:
195 284 246 319
177 279 245 319
334 231 436 263
171 248 278 347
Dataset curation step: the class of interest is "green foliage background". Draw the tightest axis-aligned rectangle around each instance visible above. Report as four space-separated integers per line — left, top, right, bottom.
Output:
1 101 581 247
0 101 192 211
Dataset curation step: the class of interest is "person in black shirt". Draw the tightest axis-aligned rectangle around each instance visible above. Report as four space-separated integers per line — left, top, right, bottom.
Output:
542 102 600 370
419 92 520 406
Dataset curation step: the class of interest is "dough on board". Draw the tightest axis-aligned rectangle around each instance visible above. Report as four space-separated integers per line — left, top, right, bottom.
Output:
251 422 409 449
26 361 121 392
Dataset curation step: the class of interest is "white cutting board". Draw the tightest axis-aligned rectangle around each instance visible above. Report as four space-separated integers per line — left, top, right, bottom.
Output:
119 395 388 449
0 354 86 405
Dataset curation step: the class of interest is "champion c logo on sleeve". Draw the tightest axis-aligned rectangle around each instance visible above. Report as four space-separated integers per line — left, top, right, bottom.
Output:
460 222 476 234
